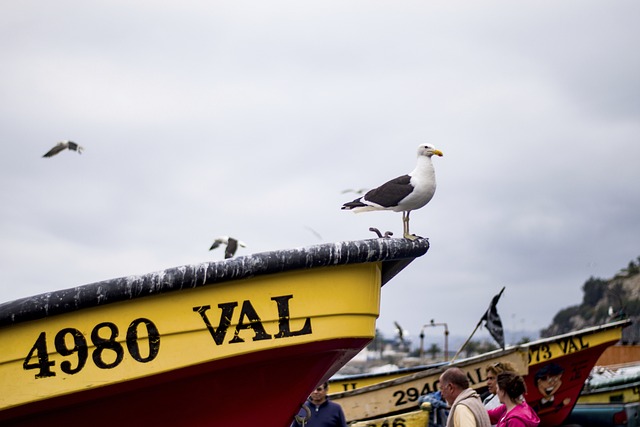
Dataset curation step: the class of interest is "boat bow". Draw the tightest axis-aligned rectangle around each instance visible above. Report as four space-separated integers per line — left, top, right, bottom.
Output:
0 238 429 427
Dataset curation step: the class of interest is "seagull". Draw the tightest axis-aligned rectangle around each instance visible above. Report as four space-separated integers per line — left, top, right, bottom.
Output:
394 321 406 344
209 236 246 259
42 141 84 158
341 144 443 239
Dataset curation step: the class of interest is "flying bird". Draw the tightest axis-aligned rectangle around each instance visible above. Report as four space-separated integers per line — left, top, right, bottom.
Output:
42 141 84 158
394 321 406 344
304 226 323 241
342 144 443 239
209 236 246 259
341 188 368 195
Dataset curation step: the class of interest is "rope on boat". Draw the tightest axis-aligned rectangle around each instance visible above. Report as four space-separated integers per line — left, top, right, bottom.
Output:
294 404 311 426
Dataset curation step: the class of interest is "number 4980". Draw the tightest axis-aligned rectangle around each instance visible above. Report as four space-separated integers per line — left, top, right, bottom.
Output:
23 318 160 378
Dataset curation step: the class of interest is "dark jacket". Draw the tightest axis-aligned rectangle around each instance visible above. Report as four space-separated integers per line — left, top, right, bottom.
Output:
291 399 347 427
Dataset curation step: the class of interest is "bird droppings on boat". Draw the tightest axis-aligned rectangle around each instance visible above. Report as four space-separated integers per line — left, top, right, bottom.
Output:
0 238 429 326
96 286 105 304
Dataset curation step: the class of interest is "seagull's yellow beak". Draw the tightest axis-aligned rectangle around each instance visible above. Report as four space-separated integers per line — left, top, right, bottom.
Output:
434 149 443 157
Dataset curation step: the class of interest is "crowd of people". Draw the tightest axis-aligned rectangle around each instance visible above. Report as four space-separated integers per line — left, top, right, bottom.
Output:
292 361 540 427
438 365 540 427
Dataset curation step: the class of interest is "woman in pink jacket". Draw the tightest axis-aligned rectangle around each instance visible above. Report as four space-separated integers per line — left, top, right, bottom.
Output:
487 372 540 427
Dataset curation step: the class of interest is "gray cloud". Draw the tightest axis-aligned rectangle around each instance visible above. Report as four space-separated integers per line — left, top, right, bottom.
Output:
1 1 639 346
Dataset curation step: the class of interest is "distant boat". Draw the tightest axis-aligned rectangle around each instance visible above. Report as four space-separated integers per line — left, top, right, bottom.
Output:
350 408 430 427
522 320 631 426
0 238 429 427
331 361 448 393
577 361 640 404
329 319 631 427
330 347 529 422
565 359 640 426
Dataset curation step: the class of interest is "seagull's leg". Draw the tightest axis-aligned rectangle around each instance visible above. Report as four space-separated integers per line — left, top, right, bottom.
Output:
403 211 418 240
402 212 408 237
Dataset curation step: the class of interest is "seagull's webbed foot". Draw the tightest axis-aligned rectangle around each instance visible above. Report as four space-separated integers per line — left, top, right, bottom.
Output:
401 211 423 240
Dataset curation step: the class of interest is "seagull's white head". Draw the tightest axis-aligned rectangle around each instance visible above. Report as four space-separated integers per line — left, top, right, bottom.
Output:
417 144 443 158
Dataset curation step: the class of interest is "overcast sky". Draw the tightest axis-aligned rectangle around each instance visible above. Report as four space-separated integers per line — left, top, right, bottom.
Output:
1 1 639 349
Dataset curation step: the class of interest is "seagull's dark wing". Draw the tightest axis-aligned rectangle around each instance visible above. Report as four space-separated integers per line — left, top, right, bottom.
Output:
342 197 367 209
209 240 221 250
42 143 66 158
67 141 79 151
224 238 238 259
363 175 413 208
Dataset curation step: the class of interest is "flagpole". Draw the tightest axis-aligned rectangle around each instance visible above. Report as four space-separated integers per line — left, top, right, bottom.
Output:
449 286 506 363
449 317 483 363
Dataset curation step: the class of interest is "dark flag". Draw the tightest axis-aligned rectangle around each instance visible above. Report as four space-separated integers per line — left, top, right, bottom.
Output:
481 287 505 349
450 287 507 362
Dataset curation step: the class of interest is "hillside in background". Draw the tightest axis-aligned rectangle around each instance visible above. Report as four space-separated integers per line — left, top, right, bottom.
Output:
540 256 640 343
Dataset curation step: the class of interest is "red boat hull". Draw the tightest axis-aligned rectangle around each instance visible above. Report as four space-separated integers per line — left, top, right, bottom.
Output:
2 337 368 427
525 341 615 427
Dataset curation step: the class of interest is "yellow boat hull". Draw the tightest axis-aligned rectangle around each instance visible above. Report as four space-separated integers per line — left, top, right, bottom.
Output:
578 383 640 404
350 408 430 427
0 238 429 427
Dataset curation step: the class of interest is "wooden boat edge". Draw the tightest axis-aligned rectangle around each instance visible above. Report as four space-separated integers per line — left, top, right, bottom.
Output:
331 318 633 397
0 237 429 327
330 347 528 399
